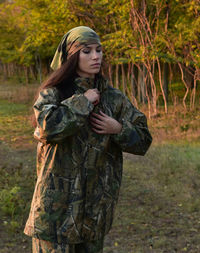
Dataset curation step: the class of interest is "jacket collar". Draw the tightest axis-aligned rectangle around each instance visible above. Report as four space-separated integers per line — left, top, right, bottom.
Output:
74 77 94 93
74 75 108 93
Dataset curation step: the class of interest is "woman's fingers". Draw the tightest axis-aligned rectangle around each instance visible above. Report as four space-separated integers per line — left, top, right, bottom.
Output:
90 112 107 130
90 113 107 131
91 128 106 134
90 116 105 126
84 89 100 104
90 111 122 134
90 113 107 134
91 112 106 121
99 110 109 117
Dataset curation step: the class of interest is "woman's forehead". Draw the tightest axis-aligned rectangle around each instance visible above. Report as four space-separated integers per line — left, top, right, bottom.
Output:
82 43 102 49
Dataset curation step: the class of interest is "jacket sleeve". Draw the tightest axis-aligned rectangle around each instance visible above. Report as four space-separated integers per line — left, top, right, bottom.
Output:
33 87 94 143
111 94 152 155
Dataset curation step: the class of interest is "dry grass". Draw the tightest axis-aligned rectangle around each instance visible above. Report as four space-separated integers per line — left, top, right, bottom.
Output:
0 81 199 145
0 83 38 104
142 104 200 144
105 144 200 252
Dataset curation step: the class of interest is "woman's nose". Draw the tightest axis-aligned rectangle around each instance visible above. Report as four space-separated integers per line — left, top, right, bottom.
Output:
91 50 99 60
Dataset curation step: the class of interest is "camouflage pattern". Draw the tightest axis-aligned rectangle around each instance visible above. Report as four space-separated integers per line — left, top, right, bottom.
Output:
32 237 103 253
50 26 101 71
24 76 152 244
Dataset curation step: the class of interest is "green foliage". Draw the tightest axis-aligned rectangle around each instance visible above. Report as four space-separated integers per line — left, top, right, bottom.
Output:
0 0 200 114
0 162 35 233
0 186 23 217
0 0 199 69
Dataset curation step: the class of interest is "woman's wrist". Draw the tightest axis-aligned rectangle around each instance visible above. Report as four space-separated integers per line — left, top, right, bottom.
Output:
114 122 122 134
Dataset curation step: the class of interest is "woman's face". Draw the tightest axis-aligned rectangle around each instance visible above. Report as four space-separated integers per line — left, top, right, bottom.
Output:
77 44 103 78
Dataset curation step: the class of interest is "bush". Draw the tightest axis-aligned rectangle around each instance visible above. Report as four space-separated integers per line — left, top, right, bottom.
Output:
0 164 34 233
0 186 24 218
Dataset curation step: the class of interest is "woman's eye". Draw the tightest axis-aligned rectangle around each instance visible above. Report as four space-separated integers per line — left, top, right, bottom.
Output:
96 49 102 53
83 50 90 54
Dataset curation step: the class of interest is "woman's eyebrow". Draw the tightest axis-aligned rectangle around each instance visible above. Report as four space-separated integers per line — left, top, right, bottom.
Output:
84 45 102 49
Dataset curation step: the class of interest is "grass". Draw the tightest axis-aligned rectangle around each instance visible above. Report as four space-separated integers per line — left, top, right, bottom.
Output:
0 81 38 104
106 144 200 252
0 81 200 252
0 142 35 253
0 100 34 146
1 142 200 253
0 81 37 146
146 104 200 144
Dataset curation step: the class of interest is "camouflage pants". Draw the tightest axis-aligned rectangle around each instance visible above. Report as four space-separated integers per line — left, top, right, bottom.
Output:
32 237 104 253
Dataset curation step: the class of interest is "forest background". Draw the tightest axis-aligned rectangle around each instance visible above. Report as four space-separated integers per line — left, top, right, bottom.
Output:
0 0 200 252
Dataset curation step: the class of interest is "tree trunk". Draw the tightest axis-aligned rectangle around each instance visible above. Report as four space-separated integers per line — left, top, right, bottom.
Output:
130 63 138 108
46 60 51 75
0 62 3 77
3 64 8 80
127 62 131 84
142 62 157 116
162 62 169 102
138 64 147 103
121 64 126 94
35 53 42 84
24 66 30 84
157 58 168 113
108 64 113 87
178 63 189 110
190 68 199 110
115 64 119 89
30 65 38 81
137 65 141 102
131 63 137 98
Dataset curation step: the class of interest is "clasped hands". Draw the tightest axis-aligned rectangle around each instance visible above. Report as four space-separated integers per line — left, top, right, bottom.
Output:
84 89 122 134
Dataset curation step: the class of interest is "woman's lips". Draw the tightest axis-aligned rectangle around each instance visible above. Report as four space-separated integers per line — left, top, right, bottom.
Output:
91 63 101 68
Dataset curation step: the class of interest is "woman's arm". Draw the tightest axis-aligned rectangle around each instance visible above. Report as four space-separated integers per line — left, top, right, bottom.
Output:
34 87 95 143
90 94 152 156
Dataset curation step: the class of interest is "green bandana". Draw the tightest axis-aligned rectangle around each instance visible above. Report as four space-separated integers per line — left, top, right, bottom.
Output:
50 26 101 71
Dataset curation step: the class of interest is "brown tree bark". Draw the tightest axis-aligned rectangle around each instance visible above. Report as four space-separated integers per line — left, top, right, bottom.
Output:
157 58 168 113
121 64 126 94
178 63 189 110
115 64 119 89
108 64 113 87
190 68 200 110
162 62 169 102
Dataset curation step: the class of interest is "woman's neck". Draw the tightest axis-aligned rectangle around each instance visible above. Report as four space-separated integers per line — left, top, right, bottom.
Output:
76 70 95 79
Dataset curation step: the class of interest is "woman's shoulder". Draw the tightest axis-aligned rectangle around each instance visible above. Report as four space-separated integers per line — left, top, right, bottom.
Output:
39 86 59 97
38 87 61 101
106 85 126 100
34 87 60 107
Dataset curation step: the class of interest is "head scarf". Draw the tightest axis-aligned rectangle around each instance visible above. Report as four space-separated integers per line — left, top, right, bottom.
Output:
50 26 101 71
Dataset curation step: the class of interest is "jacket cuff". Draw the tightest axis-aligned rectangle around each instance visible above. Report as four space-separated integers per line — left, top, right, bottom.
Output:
112 119 135 144
61 94 94 114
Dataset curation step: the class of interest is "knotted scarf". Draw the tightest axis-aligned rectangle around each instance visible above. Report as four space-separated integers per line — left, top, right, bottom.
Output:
50 26 101 71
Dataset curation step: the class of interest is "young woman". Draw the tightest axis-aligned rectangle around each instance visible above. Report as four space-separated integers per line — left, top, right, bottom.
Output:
24 26 152 253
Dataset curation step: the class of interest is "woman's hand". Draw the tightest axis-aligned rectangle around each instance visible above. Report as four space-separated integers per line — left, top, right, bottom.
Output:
90 111 122 134
84 89 100 105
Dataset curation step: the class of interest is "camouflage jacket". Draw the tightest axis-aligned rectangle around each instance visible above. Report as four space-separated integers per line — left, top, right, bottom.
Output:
24 76 152 244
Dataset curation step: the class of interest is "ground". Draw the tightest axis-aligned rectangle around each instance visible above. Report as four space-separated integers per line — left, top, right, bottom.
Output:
0 83 200 252
1 140 200 253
